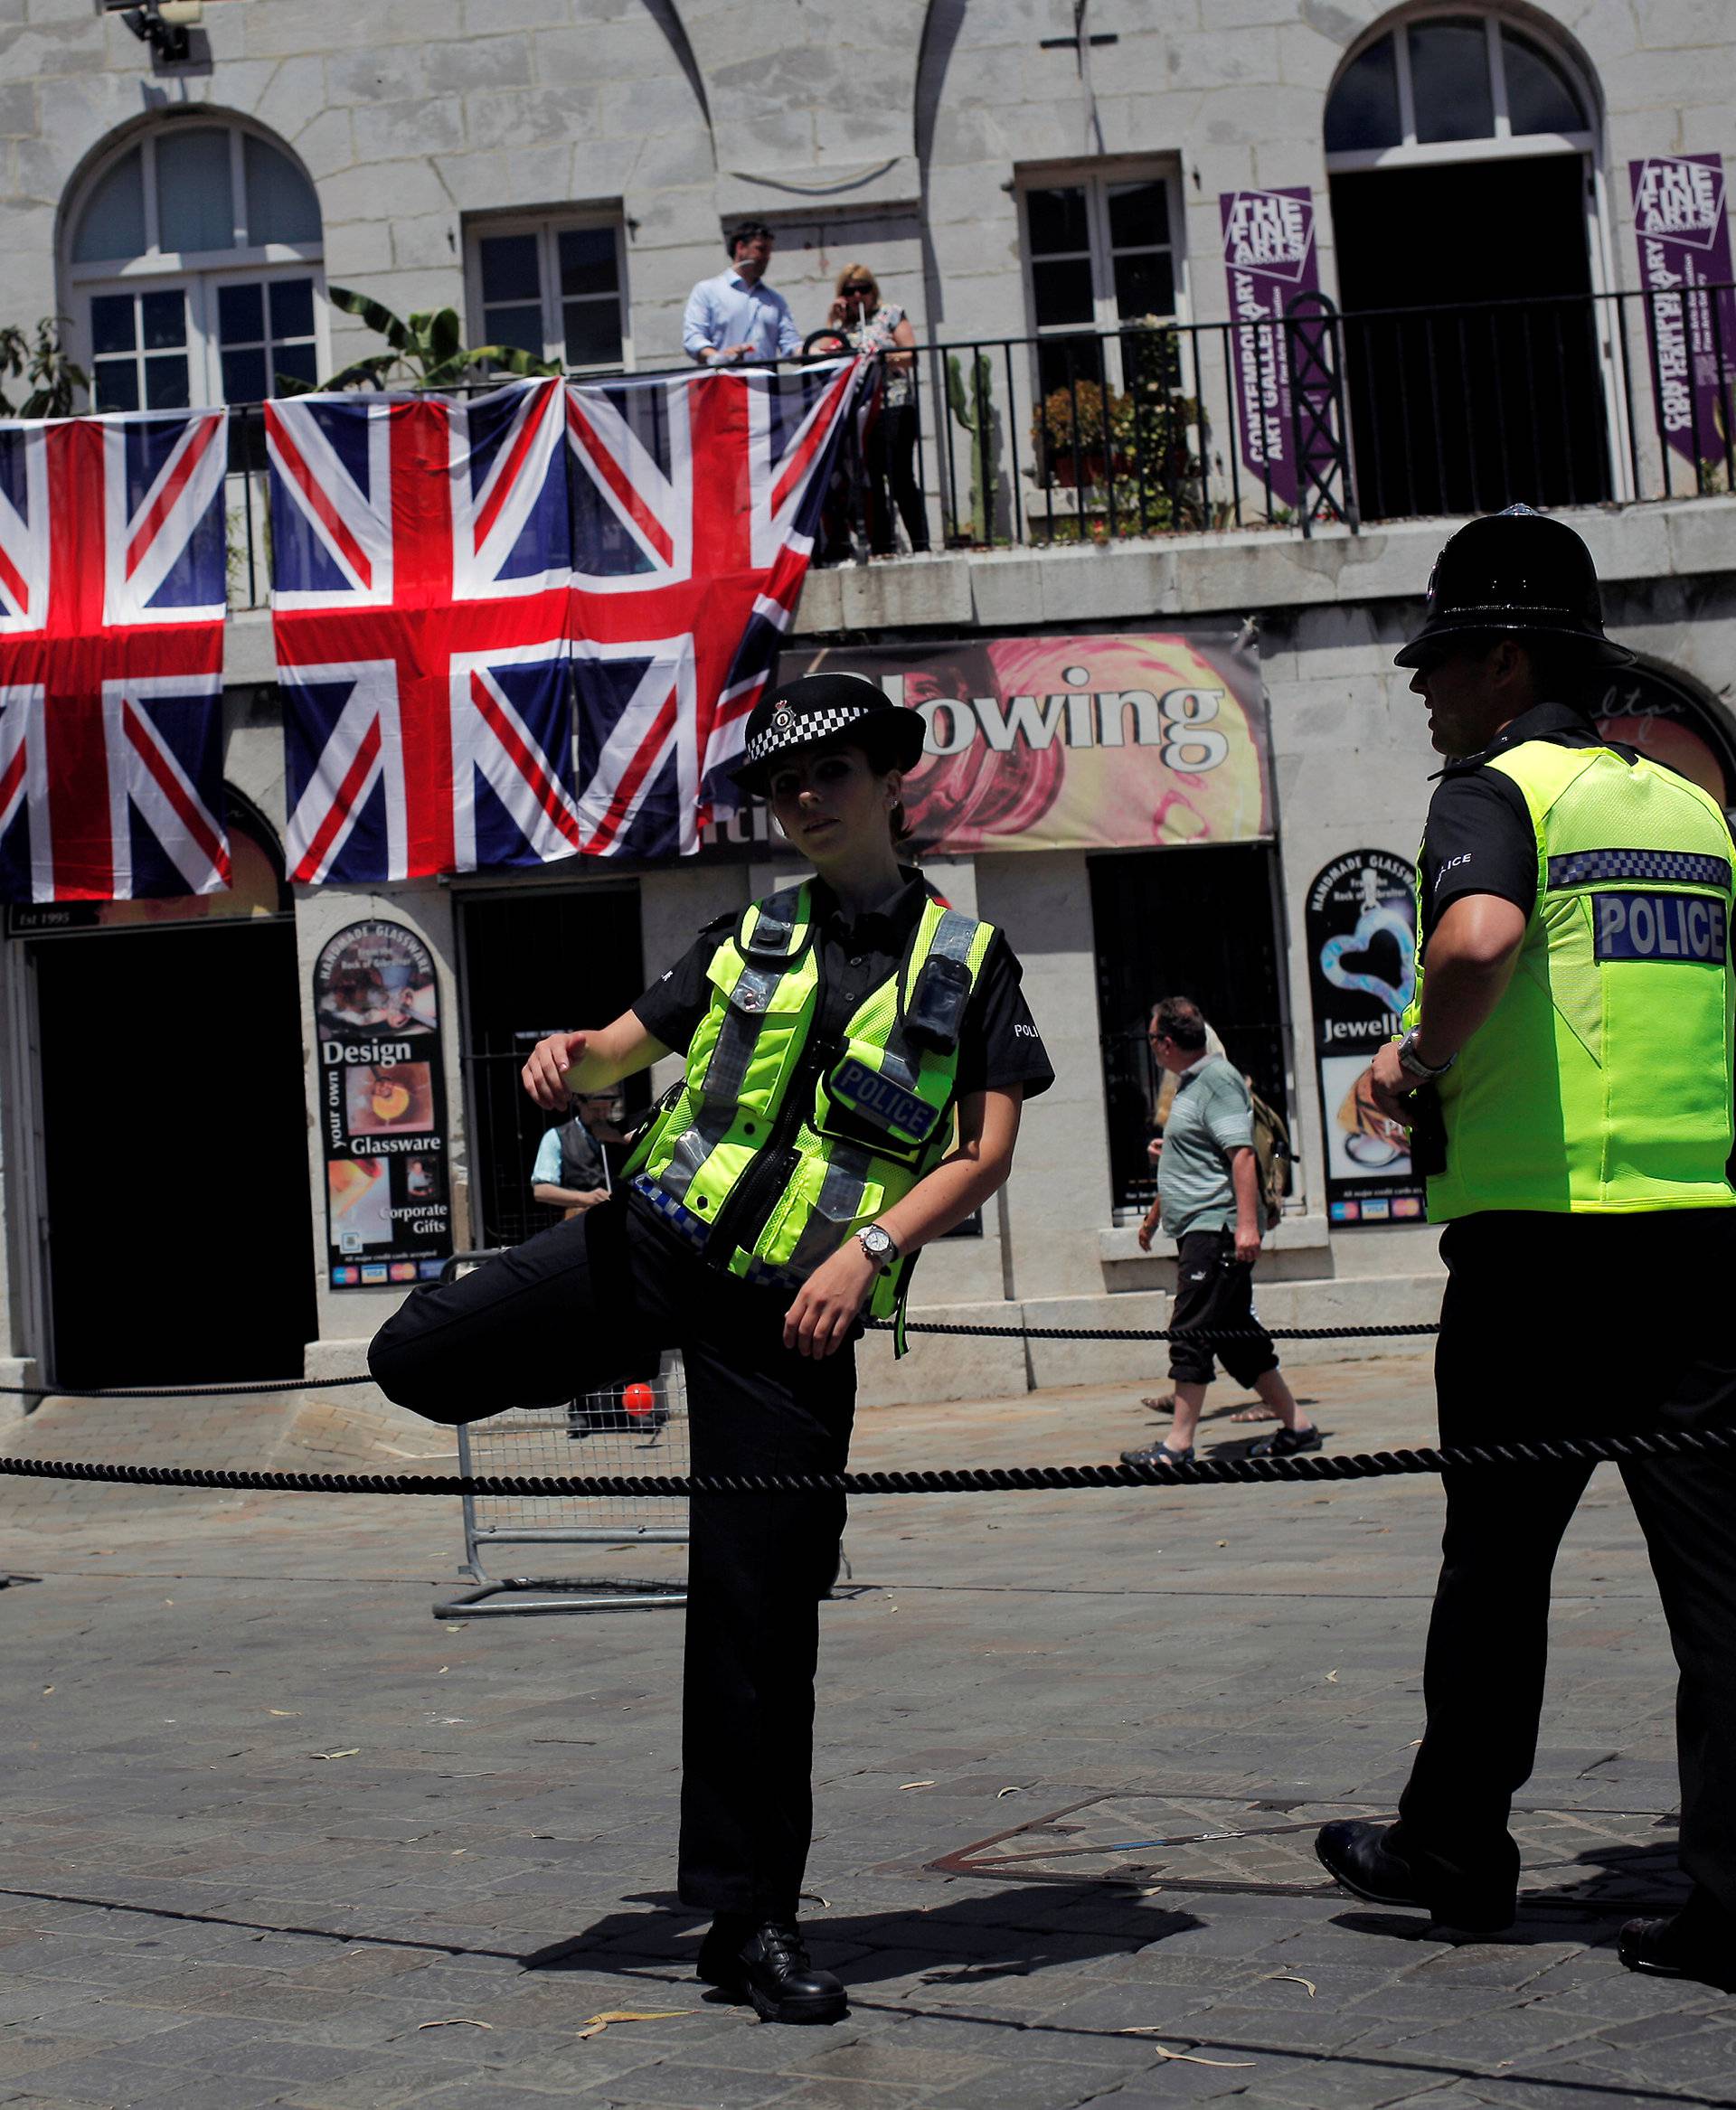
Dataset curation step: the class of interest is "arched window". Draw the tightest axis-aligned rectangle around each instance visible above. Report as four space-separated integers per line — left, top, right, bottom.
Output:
64 119 325 412
1323 11 1618 519
1325 15 1591 165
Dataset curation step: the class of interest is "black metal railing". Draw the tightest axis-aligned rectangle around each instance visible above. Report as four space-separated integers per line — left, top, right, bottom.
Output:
1336 287 1615 520
219 282 1736 608
920 312 1354 551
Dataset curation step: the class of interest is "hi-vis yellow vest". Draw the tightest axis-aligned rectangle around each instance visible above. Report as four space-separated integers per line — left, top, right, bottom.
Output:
1404 739 1736 1220
627 882 996 1341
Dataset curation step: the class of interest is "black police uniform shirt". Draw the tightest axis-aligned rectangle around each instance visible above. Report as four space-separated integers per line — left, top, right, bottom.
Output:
1418 699 1684 942
632 868 1055 1189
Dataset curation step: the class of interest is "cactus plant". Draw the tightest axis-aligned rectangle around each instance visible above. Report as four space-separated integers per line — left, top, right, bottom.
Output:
945 351 996 543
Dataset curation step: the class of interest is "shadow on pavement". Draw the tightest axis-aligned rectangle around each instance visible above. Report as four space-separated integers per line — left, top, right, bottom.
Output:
526 1882 1204 1986
1326 1840 1688 1948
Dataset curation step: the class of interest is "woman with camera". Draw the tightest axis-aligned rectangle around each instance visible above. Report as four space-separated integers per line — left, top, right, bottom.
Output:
827 264 929 555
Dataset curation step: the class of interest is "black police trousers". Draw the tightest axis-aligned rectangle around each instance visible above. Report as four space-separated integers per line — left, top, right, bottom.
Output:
367 1199 854 1925
1393 1208 1736 1918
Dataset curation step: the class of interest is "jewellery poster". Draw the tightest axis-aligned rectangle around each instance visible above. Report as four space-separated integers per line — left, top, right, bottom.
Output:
1305 850 1424 1226
314 919 453 1287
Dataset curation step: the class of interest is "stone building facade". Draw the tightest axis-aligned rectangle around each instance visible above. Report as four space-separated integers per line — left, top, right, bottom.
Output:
1 0 1733 1406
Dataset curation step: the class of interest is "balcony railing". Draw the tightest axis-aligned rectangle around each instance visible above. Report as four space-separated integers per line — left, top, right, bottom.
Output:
221 281 1736 609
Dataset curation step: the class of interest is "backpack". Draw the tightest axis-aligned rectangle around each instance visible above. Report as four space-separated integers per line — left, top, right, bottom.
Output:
1247 1087 1293 1231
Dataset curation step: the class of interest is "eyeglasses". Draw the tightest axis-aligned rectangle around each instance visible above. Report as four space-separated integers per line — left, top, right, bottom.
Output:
845 284 875 297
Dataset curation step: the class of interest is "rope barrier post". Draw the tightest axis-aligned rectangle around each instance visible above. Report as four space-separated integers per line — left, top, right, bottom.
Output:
431 1251 689 1619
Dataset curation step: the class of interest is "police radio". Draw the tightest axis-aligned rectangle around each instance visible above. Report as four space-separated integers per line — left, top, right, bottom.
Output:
904 953 973 1058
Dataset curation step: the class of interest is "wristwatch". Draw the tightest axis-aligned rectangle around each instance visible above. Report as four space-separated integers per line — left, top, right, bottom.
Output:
855 1224 900 1272
1395 1028 1456 1083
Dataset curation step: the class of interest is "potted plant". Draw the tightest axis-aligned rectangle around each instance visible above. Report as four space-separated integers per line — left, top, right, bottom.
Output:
0 316 88 417
1031 378 1136 486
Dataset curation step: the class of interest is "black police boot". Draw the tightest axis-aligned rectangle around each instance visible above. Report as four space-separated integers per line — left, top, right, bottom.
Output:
1316 1819 1516 1933
695 1912 753 1988
697 1915 846 2024
1619 1890 1736 1994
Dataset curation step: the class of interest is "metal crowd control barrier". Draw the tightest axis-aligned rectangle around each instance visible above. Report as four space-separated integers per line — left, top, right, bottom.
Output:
433 1250 688 1619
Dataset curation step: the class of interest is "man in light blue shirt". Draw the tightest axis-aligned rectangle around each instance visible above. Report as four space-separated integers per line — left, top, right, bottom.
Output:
684 221 804 365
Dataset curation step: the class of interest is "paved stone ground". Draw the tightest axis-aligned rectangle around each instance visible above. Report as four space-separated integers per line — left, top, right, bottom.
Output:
2 1355 1734 2110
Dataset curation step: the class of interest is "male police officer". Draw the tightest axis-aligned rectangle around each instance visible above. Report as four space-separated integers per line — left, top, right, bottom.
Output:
1315 507 1736 1994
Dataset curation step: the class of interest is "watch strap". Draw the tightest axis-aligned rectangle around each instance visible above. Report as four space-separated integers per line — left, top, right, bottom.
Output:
1397 1030 1454 1081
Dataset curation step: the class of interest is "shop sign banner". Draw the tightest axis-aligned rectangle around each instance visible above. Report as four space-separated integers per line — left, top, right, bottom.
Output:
1305 849 1424 1226
760 632 1270 857
1628 155 1736 477
1218 188 1326 513
315 919 453 1288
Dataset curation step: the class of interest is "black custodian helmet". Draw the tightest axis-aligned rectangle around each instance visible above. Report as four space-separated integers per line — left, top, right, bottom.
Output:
1394 504 1634 669
729 672 927 794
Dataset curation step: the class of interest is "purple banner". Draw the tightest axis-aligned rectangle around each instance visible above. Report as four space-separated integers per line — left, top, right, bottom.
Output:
1629 155 1736 479
1220 187 1326 514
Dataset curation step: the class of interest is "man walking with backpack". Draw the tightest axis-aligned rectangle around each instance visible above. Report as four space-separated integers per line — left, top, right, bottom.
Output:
1121 997 1320 1468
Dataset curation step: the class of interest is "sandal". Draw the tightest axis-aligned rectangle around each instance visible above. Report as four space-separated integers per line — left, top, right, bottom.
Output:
1119 1438 1195 1468
1229 1404 1279 1423
1250 1424 1322 1458
1139 1395 1175 1415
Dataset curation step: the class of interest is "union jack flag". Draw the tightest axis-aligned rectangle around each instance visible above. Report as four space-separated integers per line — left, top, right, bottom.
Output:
568 357 870 857
268 376 577 883
0 410 229 902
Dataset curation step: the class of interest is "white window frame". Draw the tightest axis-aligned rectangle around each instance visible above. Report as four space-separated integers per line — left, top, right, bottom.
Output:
1324 9 1632 501
80 278 200 416
1323 10 1596 175
1017 162 1189 365
463 212 632 375
61 120 327 408
78 265 327 412
1015 161 1194 506
205 264 324 402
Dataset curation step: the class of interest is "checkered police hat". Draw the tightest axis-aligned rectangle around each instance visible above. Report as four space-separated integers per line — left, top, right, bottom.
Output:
729 673 927 793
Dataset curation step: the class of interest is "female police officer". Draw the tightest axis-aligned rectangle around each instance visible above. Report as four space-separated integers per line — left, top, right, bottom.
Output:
369 674 1052 2023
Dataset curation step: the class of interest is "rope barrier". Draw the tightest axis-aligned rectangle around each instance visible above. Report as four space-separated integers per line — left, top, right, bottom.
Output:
3 1427 1731 1500
0 1319 1442 1402
0 1375 375 1400
887 1317 1442 1343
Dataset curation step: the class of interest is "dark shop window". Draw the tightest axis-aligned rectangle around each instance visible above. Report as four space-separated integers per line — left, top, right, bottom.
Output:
1090 844 1290 1220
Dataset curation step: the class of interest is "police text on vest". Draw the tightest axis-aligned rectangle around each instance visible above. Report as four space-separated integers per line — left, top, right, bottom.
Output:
1592 890 1728 964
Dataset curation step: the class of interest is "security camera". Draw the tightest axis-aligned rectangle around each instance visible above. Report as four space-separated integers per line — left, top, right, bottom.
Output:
119 2 203 61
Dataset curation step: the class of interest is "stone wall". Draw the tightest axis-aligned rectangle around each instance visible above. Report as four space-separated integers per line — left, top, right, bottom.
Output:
7 0 1733 385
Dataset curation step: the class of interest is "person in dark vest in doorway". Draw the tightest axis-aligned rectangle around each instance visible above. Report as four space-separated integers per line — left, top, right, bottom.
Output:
368 674 1053 2025
532 1088 624 1219
1315 506 1736 1994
